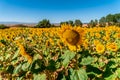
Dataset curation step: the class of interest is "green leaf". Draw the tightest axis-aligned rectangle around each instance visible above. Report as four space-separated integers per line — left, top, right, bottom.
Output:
61 50 75 68
107 61 117 69
80 56 94 65
22 62 31 71
86 65 103 75
104 73 116 80
0 56 4 61
116 68 120 78
13 64 22 74
12 49 20 60
33 54 39 60
33 73 46 80
61 75 66 80
55 62 61 69
99 61 105 68
16 77 23 80
70 68 88 80
5 53 11 60
47 60 56 70
30 59 45 73
43 49 49 56
6 65 14 74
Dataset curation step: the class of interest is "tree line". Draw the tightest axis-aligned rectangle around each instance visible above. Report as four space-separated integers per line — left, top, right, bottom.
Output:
0 13 120 29
35 13 120 28
89 13 120 27
35 19 83 28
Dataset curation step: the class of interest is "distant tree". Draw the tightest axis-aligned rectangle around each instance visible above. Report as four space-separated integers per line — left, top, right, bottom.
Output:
89 20 96 27
60 22 64 25
60 20 74 26
106 14 117 23
74 19 82 27
98 13 120 27
114 13 120 27
65 21 69 24
95 19 98 25
99 17 106 27
0 24 9 29
68 20 74 26
35 19 51 28
60 21 69 25
106 14 117 26
114 13 120 22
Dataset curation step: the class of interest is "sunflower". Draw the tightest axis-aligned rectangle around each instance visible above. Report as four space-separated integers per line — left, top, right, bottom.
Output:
17 43 33 63
93 39 100 46
102 36 110 41
0 42 4 47
95 33 101 38
90 32 94 37
96 43 105 54
113 33 120 39
106 42 118 52
82 39 89 49
58 24 85 51
62 29 80 45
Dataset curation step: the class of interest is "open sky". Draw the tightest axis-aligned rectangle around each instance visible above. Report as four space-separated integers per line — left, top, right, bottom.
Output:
0 0 120 23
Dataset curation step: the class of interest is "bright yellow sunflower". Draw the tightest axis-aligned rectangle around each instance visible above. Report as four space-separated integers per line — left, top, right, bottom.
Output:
82 39 89 49
95 33 101 38
114 33 120 39
96 43 105 54
17 43 33 63
93 39 100 46
58 24 85 51
106 42 118 52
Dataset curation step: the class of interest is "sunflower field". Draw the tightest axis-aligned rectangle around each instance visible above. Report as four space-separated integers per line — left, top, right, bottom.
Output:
0 24 120 80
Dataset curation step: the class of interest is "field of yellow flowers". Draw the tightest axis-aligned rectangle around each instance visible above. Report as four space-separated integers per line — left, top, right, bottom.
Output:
0 24 120 80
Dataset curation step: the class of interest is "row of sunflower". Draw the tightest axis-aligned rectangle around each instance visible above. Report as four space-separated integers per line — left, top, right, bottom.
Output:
0 25 120 80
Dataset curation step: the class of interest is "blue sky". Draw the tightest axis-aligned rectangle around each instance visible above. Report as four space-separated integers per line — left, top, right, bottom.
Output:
0 0 120 23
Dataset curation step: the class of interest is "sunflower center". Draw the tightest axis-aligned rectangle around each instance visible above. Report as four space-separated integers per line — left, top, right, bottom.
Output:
63 29 80 45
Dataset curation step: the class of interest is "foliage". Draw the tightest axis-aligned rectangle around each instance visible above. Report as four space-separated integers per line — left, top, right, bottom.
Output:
89 20 97 27
99 17 106 27
0 24 9 29
35 19 51 28
0 25 120 79
74 19 82 27
60 19 82 27
88 13 120 27
99 13 120 27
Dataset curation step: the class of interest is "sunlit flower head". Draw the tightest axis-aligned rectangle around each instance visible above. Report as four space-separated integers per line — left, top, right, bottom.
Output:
58 24 85 51
96 43 105 54
106 42 118 52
